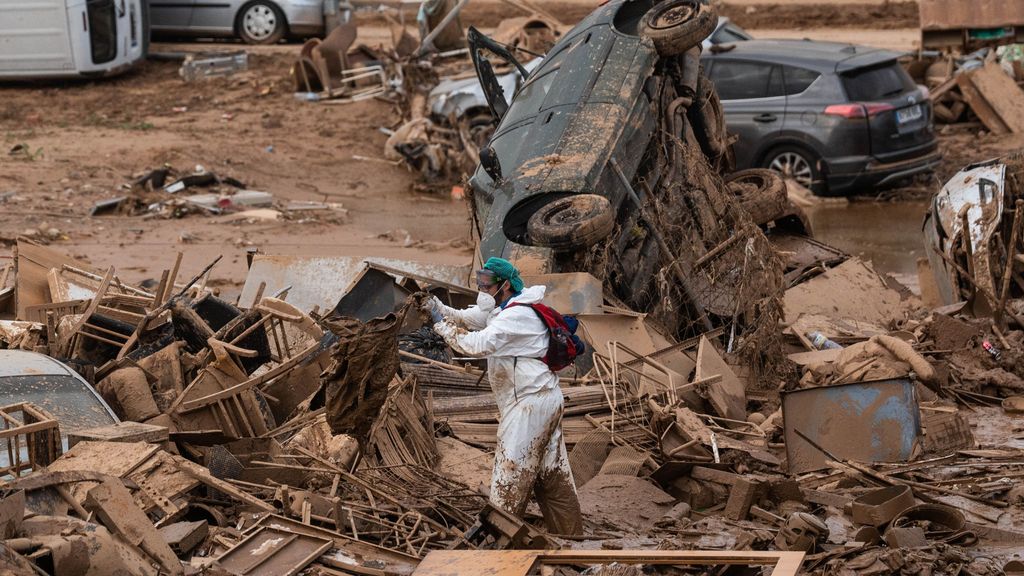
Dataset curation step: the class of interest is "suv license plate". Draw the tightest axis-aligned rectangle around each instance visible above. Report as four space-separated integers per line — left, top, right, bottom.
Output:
897 104 923 124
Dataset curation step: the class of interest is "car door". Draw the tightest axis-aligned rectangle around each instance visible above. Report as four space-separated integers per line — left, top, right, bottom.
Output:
149 0 194 31
189 0 240 33
706 59 786 169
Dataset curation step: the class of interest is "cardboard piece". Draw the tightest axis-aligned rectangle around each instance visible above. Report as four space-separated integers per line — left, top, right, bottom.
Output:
695 336 747 423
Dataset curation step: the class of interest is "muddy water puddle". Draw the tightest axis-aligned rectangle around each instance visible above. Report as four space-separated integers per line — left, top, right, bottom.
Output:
803 200 929 293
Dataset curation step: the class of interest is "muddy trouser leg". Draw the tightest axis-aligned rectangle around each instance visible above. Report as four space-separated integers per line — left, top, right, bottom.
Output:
534 398 582 536
489 387 565 520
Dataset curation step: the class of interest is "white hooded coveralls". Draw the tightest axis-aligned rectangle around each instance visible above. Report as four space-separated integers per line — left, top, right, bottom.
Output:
434 285 582 535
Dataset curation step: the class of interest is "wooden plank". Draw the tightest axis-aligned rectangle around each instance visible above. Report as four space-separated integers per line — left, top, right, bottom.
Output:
412 550 540 576
695 336 746 423
84 479 183 575
173 456 275 512
14 239 100 320
60 267 114 356
964 62 1024 133
68 422 170 448
412 551 806 576
786 348 842 366
46 269 72 303
957 72 1011 134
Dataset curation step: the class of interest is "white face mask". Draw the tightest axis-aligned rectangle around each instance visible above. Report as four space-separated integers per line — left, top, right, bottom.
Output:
476 291 496 312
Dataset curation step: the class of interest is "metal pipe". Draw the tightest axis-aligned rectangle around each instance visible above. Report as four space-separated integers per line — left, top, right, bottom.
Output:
413 0 470 58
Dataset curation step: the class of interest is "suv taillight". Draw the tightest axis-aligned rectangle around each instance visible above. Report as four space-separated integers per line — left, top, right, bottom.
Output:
824 102 895 118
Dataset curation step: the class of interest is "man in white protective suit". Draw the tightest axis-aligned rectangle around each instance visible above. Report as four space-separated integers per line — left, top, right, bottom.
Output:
425 257 583 535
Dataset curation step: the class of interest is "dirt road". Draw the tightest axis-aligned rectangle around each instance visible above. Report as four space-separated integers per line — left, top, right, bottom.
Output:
0 48 473 294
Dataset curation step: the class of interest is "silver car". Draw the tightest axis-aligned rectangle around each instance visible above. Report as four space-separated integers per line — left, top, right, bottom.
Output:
0 350 119 445
149 0 339 44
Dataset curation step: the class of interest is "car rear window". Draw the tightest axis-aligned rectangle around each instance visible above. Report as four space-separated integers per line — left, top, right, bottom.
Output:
709 60 784 100
842 62 916 101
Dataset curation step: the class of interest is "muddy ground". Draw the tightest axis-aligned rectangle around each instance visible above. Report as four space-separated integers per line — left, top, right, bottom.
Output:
0 3 1022 300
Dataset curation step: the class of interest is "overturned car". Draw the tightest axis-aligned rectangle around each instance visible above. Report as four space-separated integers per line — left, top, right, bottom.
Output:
466 0 792 369
923 153 1024 315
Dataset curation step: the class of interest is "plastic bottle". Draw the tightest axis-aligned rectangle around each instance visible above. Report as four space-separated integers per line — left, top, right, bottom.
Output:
807 331 843 350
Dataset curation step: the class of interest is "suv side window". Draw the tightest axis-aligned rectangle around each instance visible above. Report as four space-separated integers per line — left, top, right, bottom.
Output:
709 60 783 100
783 66 821 95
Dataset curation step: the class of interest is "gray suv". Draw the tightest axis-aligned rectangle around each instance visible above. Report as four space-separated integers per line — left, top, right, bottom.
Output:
702 40 941 196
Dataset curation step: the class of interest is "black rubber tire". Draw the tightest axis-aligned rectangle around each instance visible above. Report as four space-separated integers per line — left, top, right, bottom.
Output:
641 0 718 58
527 194 615 250
762 144 830 196
237 1 286 45
724 168 788 225
462 110 495 149
688 69 728 170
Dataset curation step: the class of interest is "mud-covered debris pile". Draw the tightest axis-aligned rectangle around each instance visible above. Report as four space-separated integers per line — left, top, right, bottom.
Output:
1 204 1024 574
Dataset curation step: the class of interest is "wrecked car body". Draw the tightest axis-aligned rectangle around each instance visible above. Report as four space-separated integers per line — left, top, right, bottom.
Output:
923 153 1024 309
468 0 723 258
465 0 791 357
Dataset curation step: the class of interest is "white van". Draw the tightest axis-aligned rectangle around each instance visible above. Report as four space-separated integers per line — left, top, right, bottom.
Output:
0 0 147 79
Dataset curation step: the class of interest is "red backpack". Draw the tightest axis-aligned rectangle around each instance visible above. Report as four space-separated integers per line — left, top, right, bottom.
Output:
507 303 585 372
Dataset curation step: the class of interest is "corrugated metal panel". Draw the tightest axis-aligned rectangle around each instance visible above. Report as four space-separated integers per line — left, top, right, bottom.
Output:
238 255 472 314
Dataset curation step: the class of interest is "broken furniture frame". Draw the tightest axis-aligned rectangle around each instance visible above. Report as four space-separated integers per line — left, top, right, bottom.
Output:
412 550 805 576
0 403 62 478
296 63 388 103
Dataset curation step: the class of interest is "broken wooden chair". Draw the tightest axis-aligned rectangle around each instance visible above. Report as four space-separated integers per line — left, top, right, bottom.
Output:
291 22 386 102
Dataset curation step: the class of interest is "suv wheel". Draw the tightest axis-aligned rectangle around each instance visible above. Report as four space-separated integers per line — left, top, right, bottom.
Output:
238 1 285 45
527 194 614 250
764 145 827 196
641 0 717 57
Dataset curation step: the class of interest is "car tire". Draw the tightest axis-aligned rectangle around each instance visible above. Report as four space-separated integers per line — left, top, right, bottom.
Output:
237 1 286 45
763 145 830 196
527 194 615 250
641 0 718 58
688 70 728 170
463 111 495 149
724 169 788 225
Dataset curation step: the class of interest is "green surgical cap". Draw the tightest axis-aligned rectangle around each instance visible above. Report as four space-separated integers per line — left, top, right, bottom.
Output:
482 257 523 292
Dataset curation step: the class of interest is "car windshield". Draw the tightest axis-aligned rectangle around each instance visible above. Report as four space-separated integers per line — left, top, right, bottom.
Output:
841 62 916 101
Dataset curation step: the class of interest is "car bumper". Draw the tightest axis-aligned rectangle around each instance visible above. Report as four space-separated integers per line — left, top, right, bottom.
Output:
827 149 943 195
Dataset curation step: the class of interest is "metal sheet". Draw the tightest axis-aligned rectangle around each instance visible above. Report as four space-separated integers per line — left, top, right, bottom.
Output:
238 255 471 313
216 525 332 576
521 272 603 315
333 267 412 321
782 378 921 474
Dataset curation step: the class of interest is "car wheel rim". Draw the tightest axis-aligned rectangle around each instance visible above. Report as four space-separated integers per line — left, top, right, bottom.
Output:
244 5 276 40
770 152 813 187
652 2 696 29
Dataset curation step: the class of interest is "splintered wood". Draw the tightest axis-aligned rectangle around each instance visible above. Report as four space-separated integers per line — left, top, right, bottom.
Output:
957 63 1024 135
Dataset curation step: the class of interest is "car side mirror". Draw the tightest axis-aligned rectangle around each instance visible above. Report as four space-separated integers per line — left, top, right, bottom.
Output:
480 145 503 182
